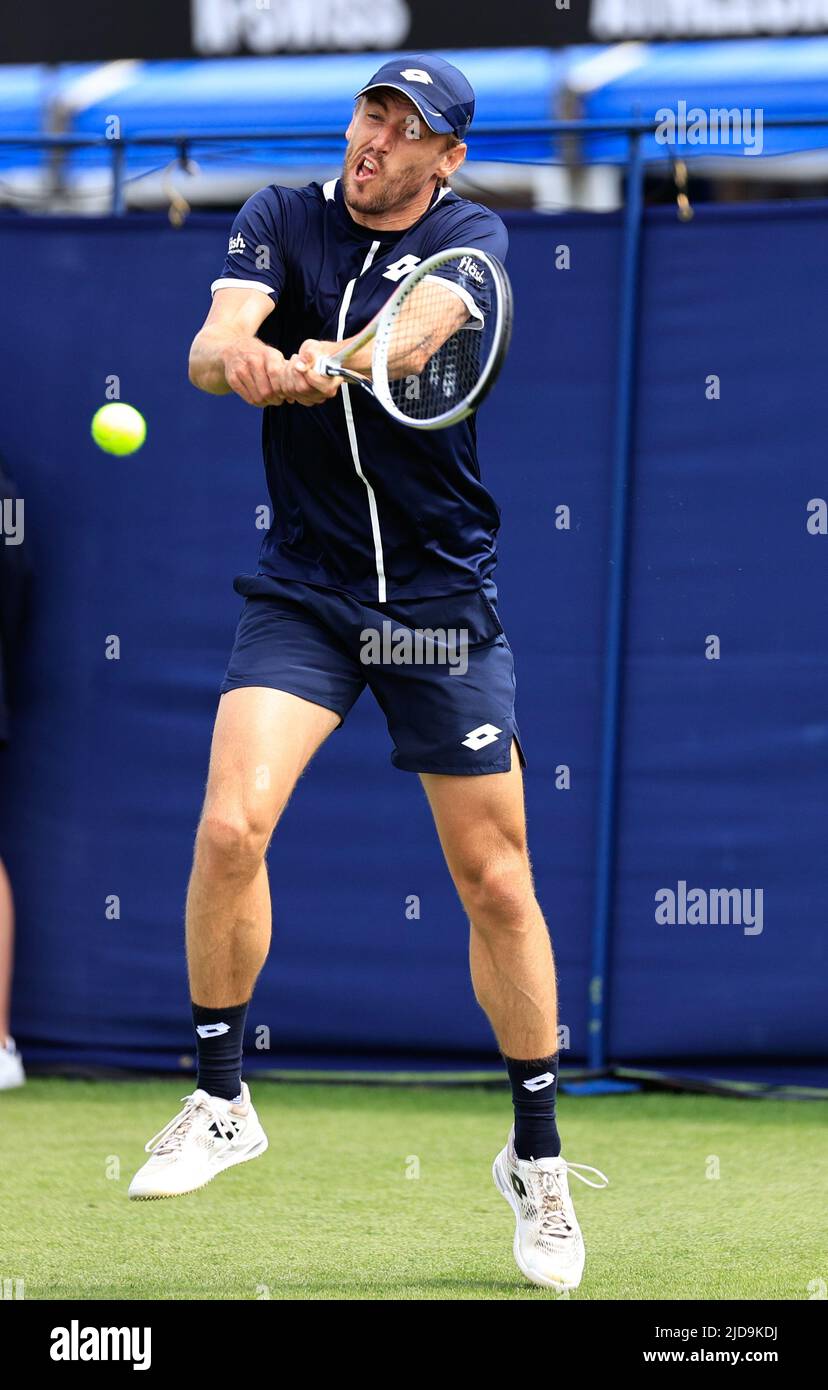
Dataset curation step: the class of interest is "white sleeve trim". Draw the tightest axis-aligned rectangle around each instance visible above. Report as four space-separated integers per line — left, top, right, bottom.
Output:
210 277 277 297
423 273 484 329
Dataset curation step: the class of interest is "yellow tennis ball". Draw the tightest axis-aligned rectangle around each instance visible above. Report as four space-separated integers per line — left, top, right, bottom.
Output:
91 403 147 456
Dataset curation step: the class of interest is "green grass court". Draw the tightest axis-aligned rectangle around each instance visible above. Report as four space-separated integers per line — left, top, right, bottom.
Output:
1 1079 825 1301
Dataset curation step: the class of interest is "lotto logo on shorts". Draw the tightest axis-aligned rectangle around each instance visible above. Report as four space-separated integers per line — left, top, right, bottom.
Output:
461 723 502 751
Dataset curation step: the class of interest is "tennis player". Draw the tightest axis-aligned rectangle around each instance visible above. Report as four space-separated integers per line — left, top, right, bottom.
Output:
129 54 607 1291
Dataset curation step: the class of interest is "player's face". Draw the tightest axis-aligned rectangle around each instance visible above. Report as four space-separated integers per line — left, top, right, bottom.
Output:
343 92 458 216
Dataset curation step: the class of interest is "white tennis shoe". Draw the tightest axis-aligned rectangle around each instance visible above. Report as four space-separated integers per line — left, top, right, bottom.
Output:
128 1082 267 1200
0 1036 25 1091
493 1129 608 1290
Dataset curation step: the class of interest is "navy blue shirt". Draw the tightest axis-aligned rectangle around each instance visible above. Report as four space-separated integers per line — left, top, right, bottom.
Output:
212 177 508 601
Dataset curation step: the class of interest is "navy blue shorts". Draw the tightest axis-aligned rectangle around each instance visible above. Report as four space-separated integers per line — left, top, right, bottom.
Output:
220 574 526 776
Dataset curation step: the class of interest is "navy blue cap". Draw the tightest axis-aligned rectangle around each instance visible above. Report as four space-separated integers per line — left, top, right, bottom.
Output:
354 54 475 140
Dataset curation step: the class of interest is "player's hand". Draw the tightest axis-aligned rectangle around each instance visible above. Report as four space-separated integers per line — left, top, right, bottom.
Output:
281 340 344 405
222 340 291 407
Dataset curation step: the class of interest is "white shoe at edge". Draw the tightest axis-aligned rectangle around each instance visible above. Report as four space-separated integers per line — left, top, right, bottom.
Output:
493 1128 609 1290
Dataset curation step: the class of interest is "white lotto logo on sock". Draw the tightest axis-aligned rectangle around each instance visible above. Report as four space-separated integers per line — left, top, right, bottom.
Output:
522 1072 556 1091
196 1023 230 1038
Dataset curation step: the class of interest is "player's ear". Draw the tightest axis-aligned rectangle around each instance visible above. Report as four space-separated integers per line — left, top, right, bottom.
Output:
436 140 467 182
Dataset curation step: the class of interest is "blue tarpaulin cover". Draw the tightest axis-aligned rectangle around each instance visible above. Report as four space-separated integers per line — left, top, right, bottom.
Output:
0 202 825 1078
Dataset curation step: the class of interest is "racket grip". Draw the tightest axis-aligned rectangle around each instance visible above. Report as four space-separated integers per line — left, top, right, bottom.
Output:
313 354 332 377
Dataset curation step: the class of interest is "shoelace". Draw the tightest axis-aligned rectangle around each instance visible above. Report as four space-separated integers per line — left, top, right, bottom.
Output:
144 1093 238 1156
557 1160 610 1191
539 1178 571 1239
537 1161 610 1240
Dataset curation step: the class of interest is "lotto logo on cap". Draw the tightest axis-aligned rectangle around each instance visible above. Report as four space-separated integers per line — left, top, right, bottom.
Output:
354 53 475 139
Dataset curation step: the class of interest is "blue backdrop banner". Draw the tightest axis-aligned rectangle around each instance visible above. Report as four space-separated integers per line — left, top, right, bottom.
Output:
0 202 824 1074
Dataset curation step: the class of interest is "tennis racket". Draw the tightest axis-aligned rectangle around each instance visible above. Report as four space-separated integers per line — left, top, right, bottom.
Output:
313 245 513 431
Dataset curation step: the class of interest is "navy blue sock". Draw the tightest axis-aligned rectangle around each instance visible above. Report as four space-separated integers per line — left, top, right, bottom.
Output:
504 1053 561 1160
191 1000 249 1101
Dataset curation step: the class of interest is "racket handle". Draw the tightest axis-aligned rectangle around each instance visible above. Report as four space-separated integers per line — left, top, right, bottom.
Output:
313 354 333 377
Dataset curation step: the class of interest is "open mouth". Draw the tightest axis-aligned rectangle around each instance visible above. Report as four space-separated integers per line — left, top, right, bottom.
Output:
354 155 379 183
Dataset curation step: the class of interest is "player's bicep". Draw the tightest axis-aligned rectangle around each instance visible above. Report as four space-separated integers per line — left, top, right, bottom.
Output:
399 277 470 346
422 273 484 330
428 215 509 325
199 285 276 338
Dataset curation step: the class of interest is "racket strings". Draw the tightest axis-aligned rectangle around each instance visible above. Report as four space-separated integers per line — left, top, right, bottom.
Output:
381 260 494 424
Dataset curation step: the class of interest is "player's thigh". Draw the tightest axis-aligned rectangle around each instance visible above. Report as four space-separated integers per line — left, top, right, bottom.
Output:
202 685 340 838
420 739 529 887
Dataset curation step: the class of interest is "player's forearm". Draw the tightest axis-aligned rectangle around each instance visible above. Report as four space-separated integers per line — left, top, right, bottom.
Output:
384 321 453 379
188 326 248 394
334 295 468 380
388 291 469 378
329 333 372 376
318 326 441 381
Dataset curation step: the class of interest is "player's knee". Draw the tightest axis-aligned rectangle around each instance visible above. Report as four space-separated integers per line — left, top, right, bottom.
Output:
196 809 271 878
458 851 534 931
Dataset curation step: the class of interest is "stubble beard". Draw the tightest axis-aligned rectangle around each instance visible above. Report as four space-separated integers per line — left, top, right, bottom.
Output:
342 144 430 217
